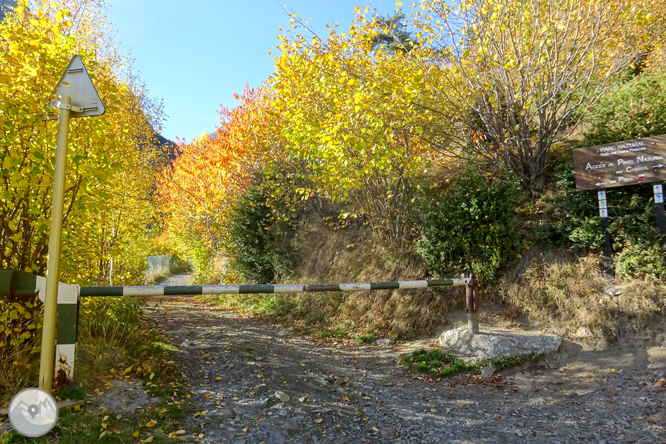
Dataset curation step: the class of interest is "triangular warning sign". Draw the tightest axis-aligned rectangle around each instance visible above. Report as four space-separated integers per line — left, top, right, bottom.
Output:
47 55 105 119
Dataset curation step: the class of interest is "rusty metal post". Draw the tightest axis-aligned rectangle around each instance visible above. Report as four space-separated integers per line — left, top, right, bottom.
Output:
466 275 480 334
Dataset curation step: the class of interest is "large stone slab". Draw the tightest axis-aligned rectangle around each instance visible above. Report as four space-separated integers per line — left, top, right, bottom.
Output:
439 326 562 362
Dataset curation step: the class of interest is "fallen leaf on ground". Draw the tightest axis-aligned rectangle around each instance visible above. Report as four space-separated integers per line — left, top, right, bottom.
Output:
315 418 323 424
145 420 157 428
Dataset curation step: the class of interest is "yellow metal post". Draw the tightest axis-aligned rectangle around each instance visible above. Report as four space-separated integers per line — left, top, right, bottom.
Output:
39 95 71 392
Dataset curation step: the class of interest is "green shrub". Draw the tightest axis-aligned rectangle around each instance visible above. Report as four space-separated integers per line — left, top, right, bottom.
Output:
225 184 299 284
415 168 521 282
581 69 666 146
542 166 604 249
542 162 666 281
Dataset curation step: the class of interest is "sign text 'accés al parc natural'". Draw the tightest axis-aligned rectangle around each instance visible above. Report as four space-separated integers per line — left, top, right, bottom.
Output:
573 135 666 191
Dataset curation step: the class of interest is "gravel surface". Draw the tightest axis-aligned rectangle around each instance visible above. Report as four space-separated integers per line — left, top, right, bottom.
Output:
147 277 666 444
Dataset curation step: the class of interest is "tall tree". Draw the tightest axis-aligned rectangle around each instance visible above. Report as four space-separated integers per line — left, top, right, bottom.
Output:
0 0 166 285
412 0 659 191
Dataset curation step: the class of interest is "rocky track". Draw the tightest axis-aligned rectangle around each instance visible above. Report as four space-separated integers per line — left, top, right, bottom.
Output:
148 274 666 444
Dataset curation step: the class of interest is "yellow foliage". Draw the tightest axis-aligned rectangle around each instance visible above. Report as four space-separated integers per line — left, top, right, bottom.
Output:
0 0 168 285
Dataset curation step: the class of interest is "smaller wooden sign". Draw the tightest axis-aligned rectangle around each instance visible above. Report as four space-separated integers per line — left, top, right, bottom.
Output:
573 135 666 190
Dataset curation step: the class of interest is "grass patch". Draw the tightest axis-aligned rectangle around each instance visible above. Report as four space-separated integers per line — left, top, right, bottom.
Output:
354 333 375 344
399 348 545 378
1 399 189 444
152 341 178 352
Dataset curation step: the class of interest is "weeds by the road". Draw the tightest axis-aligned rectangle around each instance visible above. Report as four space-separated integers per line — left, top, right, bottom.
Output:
399 348 545 378
1 296 191 443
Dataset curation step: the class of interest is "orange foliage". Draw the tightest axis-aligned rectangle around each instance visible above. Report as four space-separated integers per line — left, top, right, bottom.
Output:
157 85 279 258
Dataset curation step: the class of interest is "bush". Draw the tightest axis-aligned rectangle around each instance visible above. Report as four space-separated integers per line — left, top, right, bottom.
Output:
541 166 604 249
581 69 666 147
224 185 299 283
415 169 522 282
615 242 666 281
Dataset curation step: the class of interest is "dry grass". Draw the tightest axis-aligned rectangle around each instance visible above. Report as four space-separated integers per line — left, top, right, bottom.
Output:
496 248 666 341
1 297 167 404
214 222 467 340
143 266 170 285
216 221 666 343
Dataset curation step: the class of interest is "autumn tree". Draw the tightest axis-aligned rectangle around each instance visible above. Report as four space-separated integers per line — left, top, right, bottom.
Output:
271 8 443 244
0 0 167 285
157 86 280 280
412 0 660 191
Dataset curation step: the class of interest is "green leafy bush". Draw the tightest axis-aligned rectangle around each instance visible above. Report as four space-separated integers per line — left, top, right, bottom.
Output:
615 243 666 280
224 184 299 283
415 169 521 282
542 166 603 249
582 69 666 146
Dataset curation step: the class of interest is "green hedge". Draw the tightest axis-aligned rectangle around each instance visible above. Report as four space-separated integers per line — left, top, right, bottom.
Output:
415 169 522 282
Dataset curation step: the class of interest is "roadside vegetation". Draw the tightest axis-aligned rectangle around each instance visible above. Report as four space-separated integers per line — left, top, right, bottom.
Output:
156 0 666 344
399 349 546 379
0 0 189 440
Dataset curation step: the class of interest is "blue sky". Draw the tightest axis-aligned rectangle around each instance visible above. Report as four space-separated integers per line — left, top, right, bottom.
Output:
106 0 385 142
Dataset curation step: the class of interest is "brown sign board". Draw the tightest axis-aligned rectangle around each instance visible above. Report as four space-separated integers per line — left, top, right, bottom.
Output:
573 135 666 191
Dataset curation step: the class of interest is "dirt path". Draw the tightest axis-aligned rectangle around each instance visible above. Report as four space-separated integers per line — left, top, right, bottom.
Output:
149 275 666 444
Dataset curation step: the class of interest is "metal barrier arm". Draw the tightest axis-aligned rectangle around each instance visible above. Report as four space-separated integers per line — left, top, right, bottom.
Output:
79 278 471 297
1 269 475 389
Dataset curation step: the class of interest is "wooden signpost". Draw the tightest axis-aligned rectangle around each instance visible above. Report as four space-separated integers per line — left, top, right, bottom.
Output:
573 135 666 277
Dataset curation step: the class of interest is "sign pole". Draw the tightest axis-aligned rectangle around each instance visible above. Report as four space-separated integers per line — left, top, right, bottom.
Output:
597 190 613 278
37 55 105 391
654 184 666 245
39 96 71 392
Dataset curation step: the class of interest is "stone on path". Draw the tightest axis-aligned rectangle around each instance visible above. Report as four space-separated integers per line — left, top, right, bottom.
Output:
439 326 562 362
266 429 286 444
481 364 495 379
275 390 290 402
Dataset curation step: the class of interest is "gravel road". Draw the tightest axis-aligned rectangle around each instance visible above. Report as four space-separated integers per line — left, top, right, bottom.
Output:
150 274 666 444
